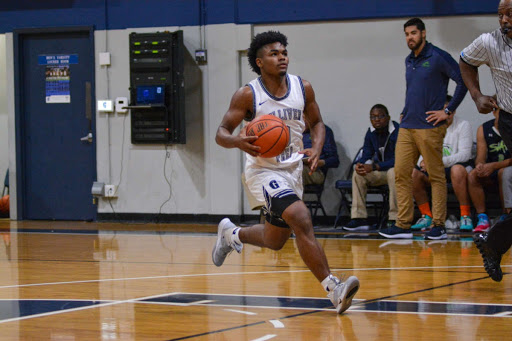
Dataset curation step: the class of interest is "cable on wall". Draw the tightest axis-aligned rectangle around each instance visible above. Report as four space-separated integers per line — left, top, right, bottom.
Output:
156 144 176 222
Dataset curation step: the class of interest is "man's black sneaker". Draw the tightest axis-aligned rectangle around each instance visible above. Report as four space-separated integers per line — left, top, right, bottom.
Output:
425 226 447 240
473 233 503 282
342 219 370 231
378 223 413 239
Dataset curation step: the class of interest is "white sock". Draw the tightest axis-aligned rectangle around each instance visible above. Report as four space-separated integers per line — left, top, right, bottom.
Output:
231 227 242 245
321 274 340 293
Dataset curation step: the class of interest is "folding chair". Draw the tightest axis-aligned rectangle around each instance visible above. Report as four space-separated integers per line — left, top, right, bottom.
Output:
333 148 389 228
303 169 328 223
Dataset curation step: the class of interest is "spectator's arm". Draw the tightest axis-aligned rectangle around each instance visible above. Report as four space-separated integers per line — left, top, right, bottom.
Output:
359 129 375 164
475 125 487 166
488 158 512 171
375 124 398 171
443 121 473 167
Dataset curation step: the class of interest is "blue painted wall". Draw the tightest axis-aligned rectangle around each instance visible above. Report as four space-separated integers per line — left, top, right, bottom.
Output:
0 0 497 32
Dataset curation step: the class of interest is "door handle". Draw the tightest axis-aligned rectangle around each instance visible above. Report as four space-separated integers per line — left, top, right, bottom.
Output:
80 132 93 143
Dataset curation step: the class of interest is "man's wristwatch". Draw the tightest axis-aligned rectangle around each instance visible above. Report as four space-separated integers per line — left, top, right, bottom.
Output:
444 107 452 116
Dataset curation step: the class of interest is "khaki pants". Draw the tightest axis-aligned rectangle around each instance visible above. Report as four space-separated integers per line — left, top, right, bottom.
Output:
395 126 447 228
302 165 325 185
351 168 398 220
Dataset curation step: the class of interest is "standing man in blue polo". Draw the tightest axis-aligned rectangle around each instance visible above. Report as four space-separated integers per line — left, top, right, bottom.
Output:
379 18 467 240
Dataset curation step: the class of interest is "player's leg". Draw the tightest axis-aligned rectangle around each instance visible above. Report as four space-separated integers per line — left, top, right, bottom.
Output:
468 170 486 213
411 168 433 230
282 199 359 314
238 218 291 250
412 168 430 205
450 164 472 230
281 200 329 281
212 203 293 266
212 171 290 266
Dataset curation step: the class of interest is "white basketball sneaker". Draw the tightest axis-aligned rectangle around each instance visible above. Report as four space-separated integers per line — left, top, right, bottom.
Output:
212 218 243 267
328 276 360 314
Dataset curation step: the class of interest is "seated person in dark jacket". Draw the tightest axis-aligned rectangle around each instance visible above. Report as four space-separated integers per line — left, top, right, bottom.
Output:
343 104 399 231
302 124 340 185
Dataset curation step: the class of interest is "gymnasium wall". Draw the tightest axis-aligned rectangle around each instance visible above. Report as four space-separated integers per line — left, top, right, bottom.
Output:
0 1 501 219
93 16 497 218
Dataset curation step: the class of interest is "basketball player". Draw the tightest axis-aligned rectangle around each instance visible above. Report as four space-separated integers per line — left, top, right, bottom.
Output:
460 0 512 282
214 31 359 314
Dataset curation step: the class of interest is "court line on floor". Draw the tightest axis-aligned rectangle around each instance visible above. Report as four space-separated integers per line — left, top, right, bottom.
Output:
356 275 491 306
166 310 319 341
0 265 506 290
0 291 181 325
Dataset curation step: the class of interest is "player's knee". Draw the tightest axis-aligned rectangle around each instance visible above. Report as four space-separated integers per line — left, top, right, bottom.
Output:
283 203 312 231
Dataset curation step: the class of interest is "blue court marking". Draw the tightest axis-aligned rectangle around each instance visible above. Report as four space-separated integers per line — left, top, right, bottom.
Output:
360 300 512 315
1 293 511 325
143 293 334 310
142 293 512 317
0 299 107 321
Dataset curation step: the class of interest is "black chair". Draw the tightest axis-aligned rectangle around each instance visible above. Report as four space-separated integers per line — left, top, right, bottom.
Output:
304 179 327 223
2 169 8 196
333 148 389 228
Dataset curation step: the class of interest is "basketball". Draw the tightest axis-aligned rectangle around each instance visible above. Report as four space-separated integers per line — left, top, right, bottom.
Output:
246 115 289 158
0 195 9 215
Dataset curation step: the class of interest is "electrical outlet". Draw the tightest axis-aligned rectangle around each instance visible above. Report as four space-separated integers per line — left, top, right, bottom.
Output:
104 185 117 198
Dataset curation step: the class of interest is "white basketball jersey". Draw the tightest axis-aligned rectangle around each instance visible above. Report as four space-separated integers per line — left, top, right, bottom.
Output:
245 74 306 172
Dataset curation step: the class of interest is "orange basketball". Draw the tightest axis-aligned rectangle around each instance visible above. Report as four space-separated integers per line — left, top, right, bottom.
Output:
0 195 9 215
246 115 289 158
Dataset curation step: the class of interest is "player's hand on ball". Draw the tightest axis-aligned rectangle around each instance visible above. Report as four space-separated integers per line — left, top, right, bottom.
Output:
237 127 260 156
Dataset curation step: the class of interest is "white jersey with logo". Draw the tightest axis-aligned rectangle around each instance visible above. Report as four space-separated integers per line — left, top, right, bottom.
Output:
245 74 306 171
244 74 306 206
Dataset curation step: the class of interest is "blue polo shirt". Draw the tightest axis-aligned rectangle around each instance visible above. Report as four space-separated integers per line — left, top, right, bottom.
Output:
401 42 467 129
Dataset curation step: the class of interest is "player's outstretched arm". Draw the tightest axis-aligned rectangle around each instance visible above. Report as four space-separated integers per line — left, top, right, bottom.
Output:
216 86 261 157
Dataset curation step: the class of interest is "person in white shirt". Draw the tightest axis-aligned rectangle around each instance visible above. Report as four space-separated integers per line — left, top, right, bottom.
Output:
411 95 473 236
